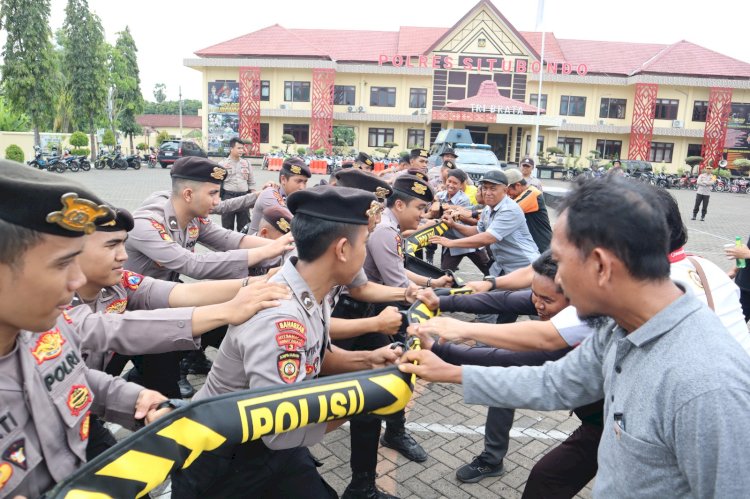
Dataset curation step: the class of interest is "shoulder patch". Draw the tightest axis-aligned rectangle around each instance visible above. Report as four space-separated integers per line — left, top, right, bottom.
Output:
121 270 144 290
276 320 306 351
151 220 172 241
198 217 210 225
0 462 13 490
30 329 66 364
188 224 200 239
2 438 27 470
277 352 301 384
67 385 92 417
61 309 74 324
272 190 286 207
106 299 128 314
396 234 404 258
79 411 91 441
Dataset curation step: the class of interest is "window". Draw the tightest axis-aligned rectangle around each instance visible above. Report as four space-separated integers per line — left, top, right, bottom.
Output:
448 72 467 85
283 124 309 144
557 137 582 157
687 144 702 157
283 81 310 102
525 134 544 155
260 123 269 143
334 85 355 106
409 88 428 108
599 98 627 119
692 101 708 122
650 142 674 163
529 94 547 114
447 87 466 101
595 139 622 159
407 129 425 148
654 99 678 120
370 87 396 107
368 128 394 147
260 81 270 102
559 96 586 117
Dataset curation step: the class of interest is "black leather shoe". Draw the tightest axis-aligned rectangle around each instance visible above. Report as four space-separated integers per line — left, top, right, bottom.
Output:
180 353 213 375
178 375 196 398
380 429 428 462
342 472 399 499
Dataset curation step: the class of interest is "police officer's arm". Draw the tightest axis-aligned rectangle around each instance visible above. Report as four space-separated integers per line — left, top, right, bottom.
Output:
319 343 402 375
84 367 165 429
208 191 259 215
466 264 535 293
348 281 418 304
167 274 271 307
431 215 494 248
367 227 410 288
329 307 403 340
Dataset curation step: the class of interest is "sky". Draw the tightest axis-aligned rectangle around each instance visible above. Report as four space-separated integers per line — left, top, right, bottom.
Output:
29 0 750 102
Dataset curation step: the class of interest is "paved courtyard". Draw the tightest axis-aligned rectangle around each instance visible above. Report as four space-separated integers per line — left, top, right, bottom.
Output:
66 165 748 498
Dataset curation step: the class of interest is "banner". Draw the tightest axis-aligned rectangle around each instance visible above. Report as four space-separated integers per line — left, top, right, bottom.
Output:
207 81 240 154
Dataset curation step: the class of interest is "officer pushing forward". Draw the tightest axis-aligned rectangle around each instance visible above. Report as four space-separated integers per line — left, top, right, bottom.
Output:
247 157 311 235
0 160 168 498
170 186 402 498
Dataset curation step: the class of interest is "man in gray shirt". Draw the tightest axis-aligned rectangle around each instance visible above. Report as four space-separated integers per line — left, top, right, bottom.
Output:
401 176 750 497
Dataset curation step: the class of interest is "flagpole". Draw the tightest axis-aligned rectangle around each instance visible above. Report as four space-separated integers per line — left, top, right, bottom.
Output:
531 0 545 168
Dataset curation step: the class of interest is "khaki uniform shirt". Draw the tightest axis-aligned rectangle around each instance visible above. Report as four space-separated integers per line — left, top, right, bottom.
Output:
0 317 143 498
247 185 288 235
363 208 410 288
194 258 330 450
125 194 249 281
218 157 255 194
70 270 197 372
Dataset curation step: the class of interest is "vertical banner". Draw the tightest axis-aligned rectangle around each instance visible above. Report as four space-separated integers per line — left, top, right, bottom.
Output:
207 80 240 154
724 102 750 167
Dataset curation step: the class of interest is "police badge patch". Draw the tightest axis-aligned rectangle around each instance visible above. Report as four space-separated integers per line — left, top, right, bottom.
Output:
121 270 143 290
0 463 12 491
2 439 27 470
188 224 200 239
277 352 301 384
30 329 66 364
67 385 92 417
106 299 128 314
150 220 172 241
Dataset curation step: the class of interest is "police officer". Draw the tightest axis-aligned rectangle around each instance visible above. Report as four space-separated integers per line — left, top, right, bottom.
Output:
391 149 429 181
170 186 402 498
354 151 375 172
218 138 256 231
0 160 168 498
248 205 294 276
247 157 311 235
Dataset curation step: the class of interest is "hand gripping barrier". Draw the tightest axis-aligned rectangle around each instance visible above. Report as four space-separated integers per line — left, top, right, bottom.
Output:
402 222 465 288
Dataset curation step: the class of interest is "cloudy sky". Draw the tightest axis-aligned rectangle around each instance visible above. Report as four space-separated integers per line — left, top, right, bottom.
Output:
34 0 749 102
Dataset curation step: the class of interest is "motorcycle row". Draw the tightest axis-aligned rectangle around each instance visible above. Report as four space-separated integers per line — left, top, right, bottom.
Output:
562 167 750 194
27 145 158 173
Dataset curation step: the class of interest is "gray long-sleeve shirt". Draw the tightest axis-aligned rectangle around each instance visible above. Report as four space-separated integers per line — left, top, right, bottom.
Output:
463 292 750 498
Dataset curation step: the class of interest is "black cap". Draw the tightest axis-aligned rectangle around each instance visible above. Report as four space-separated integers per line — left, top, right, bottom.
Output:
0 159 112 237
171 156 227 184
442 160 457 170
97 206 134 232
262 205 293 234
440 148 458 158
281 157 311 178
334 168 393 200
288 185 378 226
406 168 428 182
480 170 508 185
410 148 429 159
392 174 434 203
520 157 535 167
341 161 354 169
356 152 374 167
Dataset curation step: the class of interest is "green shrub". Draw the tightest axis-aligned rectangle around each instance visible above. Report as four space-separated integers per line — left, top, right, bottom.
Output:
69 131 89 148
5 144 24 163
136 142 148 151
70 148 90 156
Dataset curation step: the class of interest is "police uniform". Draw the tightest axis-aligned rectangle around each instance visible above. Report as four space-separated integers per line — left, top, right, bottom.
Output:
0 161 147 498
247 157 311 235
355 152 375 172
248 205 294 276
170 185 377 499
218 144 256 231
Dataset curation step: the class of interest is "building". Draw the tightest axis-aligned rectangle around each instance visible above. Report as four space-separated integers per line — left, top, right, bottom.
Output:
185 0 750 171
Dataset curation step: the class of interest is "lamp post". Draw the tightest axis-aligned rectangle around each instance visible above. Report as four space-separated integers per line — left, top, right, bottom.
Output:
531 0 546 170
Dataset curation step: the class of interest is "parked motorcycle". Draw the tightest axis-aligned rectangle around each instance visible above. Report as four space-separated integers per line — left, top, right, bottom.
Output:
146 148 158 168
78 156 92 171
60 150 80 172
27 146 64 173
124 152 142 170
95 151 113 169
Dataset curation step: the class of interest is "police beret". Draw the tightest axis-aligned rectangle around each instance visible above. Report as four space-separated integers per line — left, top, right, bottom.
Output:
392 174 434 203
281 157 311 178
341 161 354 169
503 168 525 186
440 148 459 158
356 152 374 167
410 148 429 159
442 160 457 170
334 168 393 200
262 205 293 234
171 156 226 184
0 159 112 237
406 168 428 182
287 185 378 226
97 206 135 232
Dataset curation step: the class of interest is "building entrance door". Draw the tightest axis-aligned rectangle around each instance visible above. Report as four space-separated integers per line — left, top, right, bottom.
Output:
488 133 507 161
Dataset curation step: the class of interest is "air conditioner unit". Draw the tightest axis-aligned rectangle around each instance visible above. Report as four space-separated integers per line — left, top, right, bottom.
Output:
279 104 288 110
419 108 428 115
358 106 366 113
672 120 684 128
597 119 606 125
347 106 354 112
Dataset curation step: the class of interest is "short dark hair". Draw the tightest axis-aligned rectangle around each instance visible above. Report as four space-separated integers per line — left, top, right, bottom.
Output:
447 169 468 184
653 188 687 252
292 213 363 262
228 138 245 149
386 190 416 208
0 219 43 268
531 249 562 293
171 177 203 195
559 176 670 280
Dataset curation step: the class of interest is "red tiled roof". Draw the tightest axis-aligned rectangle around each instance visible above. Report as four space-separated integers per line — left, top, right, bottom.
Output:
290 29 399 62
397 26 449 55
634 40 750 78
136 115 202 129
518 31 567 64
552 39 667 75
196 24 330 59
445 80 541 113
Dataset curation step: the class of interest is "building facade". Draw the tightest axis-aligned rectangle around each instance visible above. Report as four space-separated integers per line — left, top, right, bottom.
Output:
185 0 750 171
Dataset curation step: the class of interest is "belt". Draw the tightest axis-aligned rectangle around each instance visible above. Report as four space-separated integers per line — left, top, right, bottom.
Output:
333 295 371 318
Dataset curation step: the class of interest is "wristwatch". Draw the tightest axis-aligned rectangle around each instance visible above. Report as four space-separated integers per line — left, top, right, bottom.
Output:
483 275 497 291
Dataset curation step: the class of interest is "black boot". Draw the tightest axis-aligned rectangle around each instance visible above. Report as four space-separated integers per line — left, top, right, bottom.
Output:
342 472 399 499
181 350 213 375
380 426 428 463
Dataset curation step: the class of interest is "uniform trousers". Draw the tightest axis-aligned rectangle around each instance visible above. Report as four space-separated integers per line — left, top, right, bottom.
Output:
440 247 491 276
692 193 710 218
220 190 250 231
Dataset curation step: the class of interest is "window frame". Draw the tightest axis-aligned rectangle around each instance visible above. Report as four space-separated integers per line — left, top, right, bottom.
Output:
368 127 395 147
260 81 270 102
260 123 269 143
370 87 396 107
283 81 311 102
654 99 679 120
557 137 583 157
595 139 622 159
407 129 425 148
692 101 708 122
409 88 428 109
282 124 310 144
599 98 627 119
650 142 674 163
559 95 587 117
529 94 547 114
333 85 356 106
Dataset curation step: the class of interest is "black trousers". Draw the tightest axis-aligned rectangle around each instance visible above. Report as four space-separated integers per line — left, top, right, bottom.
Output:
85 415 117 461
521 423 602 499
220 190 250 231
171 440 337 499
739 289 750 323
692 193 710 218
440 247 491 275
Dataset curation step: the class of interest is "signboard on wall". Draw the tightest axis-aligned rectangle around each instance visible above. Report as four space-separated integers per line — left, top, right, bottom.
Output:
207 80 239 153
724 102 750 164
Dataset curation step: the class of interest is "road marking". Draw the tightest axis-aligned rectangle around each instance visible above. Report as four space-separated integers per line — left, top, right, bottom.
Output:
688 227 734 242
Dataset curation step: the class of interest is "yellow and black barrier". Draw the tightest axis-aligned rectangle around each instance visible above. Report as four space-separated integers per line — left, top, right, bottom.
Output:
403 222 450 257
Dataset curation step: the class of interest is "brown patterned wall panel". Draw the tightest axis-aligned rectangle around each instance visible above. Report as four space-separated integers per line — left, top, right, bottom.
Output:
700 87 732 169
627 83 658 160
311 68 335 154
239 67 261 155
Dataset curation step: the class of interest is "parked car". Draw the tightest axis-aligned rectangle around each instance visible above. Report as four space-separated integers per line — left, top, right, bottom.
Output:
427 129 475 167
451 143 507 183
619 159 653 172
157 140 207 168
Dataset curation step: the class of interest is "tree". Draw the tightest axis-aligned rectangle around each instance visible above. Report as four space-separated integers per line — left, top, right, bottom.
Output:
282 134 296 153
5 144 24 163
685 156 703 175
296 146 306 155
143 99 201 115
109 27 144 152
378 141 398 159
332 126 355 154
63 0 109 160
155 130 171 145
0 97 31 131
102 129 116 149
69 131 88 148
0 0 58 145
153 83 167 103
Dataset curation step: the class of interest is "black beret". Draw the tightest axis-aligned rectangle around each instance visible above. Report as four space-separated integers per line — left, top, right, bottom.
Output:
334 169 393 200
287 185 378 226
97 206 134 232
410 148 429 159
341 161 354 169
171 156 227 184
0 159 112 237
356 152 374 167
262 205 293 234
440 148 458 158
281 157 311 178
442 160 457 170
406 168 428 181
392 174 434 203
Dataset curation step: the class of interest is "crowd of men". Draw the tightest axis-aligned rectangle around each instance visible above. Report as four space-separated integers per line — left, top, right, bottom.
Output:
1 137 749 499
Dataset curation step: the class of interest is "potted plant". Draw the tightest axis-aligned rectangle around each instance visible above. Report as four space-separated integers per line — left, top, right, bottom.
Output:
685 156 703 175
